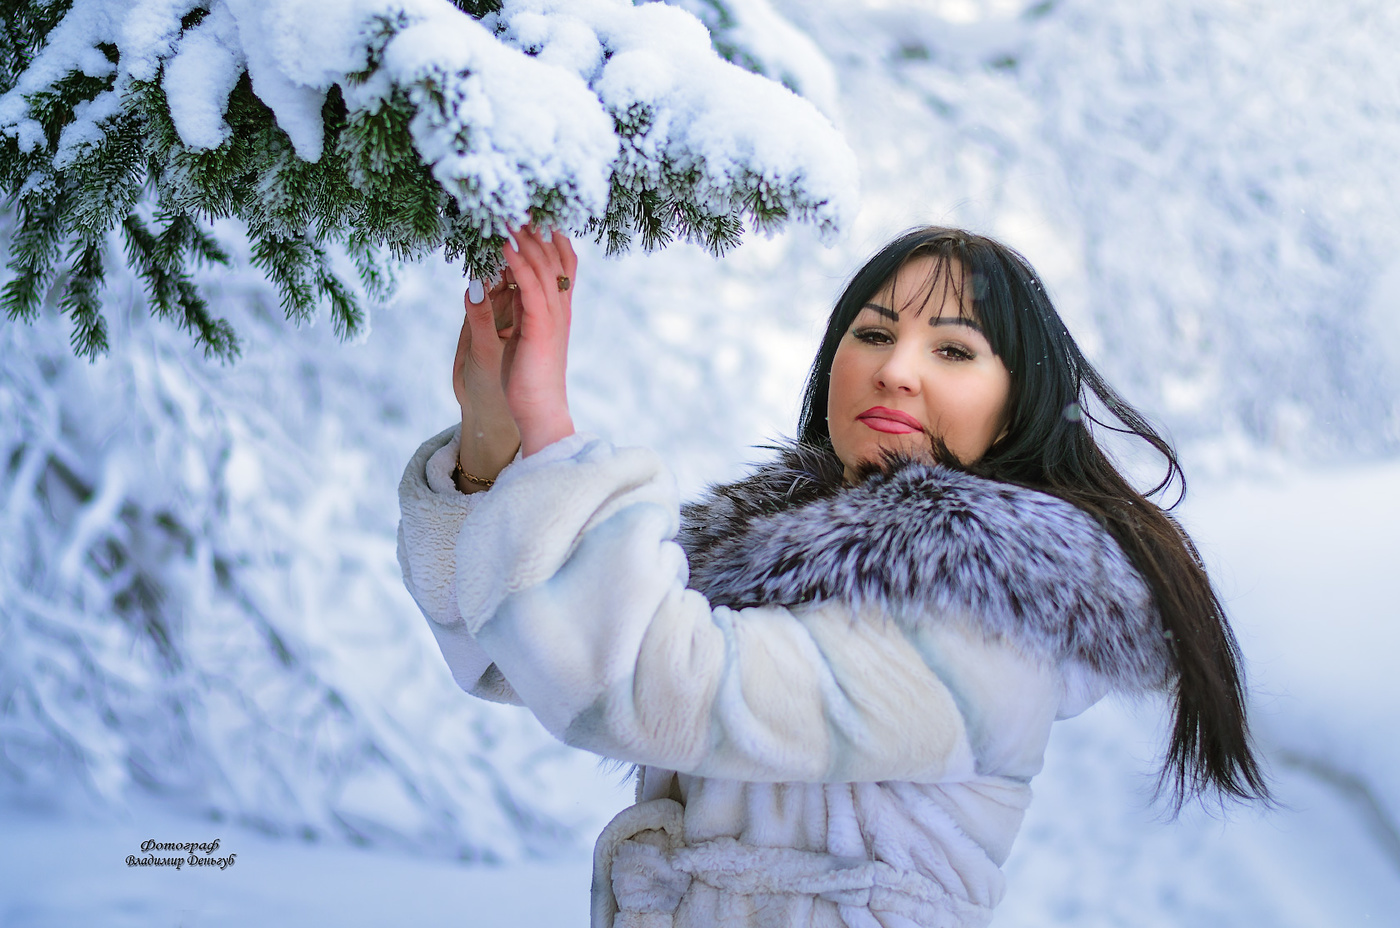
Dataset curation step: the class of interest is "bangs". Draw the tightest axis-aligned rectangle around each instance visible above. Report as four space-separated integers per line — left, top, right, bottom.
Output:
896 242 1015 353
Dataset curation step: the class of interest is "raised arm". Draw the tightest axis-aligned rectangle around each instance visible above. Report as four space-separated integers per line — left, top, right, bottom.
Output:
398 218 580 700
441 432 1084 784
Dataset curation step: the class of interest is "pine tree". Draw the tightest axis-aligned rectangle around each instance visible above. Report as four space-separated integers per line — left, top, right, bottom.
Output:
1 0 856 361
0 0 857 862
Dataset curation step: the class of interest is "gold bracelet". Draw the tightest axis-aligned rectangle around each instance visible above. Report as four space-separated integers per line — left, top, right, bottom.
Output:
452 460 496 489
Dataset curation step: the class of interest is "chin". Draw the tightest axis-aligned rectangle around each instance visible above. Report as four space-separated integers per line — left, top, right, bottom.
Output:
855 436 928 468
881 432 930 454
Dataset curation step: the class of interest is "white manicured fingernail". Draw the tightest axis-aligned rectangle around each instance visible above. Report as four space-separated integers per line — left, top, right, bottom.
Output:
539 226 553 243
468 278 484 303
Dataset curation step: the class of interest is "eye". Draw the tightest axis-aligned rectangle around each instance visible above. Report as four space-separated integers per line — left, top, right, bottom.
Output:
852 327 893 345
936 343 975 361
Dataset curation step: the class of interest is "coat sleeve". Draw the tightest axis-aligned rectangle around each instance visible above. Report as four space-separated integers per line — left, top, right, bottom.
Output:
397 424 522 705
436 433 1062 785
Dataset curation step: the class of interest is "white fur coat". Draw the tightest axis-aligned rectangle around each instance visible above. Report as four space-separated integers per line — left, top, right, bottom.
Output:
397 426 1168 928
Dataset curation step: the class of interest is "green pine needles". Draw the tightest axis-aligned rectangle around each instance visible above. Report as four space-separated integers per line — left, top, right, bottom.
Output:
2 0 848 361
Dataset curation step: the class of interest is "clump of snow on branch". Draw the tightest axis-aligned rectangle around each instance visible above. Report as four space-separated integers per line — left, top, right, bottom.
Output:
663 0 841 120
232 0 621 234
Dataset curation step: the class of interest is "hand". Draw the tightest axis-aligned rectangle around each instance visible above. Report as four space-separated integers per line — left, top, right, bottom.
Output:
499 223 577 456
453 273 523 490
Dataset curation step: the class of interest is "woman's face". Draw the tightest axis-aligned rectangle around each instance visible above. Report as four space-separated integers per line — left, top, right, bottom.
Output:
826 256 1012 481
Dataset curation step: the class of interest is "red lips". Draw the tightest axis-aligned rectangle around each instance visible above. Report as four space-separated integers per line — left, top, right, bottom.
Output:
856 406 923 434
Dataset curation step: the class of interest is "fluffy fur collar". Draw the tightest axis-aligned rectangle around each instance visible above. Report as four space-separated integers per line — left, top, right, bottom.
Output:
677 444 1170 692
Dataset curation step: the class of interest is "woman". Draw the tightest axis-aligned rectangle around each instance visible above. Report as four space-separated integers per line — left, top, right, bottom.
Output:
396 224 1269 927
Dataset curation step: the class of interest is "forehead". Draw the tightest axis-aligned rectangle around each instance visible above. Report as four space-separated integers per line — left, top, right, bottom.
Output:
876 254 974 319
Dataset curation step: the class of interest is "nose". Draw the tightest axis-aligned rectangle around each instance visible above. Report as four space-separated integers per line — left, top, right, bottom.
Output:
874 344 922 395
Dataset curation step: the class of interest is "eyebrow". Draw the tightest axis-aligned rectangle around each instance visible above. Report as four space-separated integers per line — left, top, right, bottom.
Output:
860 302 984 332
861 302 900 322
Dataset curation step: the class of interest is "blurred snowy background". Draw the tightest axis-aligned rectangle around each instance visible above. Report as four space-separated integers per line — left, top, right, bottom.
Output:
3 0 1400 925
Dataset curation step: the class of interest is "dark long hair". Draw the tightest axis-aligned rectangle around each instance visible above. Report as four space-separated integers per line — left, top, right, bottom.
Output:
799 227 1271 810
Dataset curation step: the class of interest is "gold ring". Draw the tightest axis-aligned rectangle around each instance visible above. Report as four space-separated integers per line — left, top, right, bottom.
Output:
505 282 518 290
556 275 571 292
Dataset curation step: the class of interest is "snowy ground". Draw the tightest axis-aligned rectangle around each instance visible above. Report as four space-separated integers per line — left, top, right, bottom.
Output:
0 798 599 927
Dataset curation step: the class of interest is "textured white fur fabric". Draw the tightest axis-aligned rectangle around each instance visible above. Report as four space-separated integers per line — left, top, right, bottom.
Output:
397 426 522 703
397 426 1155 927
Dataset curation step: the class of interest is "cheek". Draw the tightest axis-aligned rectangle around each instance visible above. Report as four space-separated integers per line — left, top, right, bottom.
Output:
937 373 1011 454
825 347 867 452
826 346 859 410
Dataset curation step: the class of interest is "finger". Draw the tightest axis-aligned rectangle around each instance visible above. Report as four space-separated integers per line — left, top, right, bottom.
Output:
508 280 525 337
501 231 532 280
458 290 476 351
526 223 576 300
503 256 554 340
464 281 502 361
528 220 573 269
501 298 523 391
530 226 573 325
555 229 577 280
553 232 576 319
488 268 517 331
511 224 565 285
511 267 526 333
502 233 554 317
452 311 472 404
511 229 571 330
504 228 573 353
509 263 540 340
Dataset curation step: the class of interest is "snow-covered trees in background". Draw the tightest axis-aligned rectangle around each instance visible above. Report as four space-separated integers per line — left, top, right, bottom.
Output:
0 0 856 359
4 0 1400 893
785 0 1400 460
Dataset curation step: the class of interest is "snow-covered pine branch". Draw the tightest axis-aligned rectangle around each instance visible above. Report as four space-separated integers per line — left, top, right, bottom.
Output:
0 0 858 360
665 0 840 120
